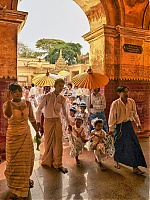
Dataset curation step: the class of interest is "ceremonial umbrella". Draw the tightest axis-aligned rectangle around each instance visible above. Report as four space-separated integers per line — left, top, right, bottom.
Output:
72 67 109 89
32 71 56 86
58 70 70 77
72 67 109 134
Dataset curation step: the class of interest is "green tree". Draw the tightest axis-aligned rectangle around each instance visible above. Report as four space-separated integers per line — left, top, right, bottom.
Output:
36 39 65 51
35 38 82 65
17 42 43 58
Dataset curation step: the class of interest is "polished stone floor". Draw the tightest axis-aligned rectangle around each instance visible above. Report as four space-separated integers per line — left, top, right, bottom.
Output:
0 134 149 200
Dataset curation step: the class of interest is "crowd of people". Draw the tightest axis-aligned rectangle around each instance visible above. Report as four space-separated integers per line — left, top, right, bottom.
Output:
3 80 147 200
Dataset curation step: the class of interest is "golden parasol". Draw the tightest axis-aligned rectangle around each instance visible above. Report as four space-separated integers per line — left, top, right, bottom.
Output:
72 67 109 89
32 71 56 86
58 70 70 77
72 67 109 133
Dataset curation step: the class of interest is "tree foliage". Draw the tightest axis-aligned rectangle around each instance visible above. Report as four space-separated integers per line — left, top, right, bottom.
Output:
36 39 65 51
18 39 83 65
35 38 82 65
17 42 43 58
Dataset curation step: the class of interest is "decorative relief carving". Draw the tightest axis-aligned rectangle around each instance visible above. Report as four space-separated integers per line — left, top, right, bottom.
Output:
116 25 150 39
125 0 146 8
0 3 6 12
105 64 150 81
131 91 145 102
90 48 105 73
105 64 114 80
11 0 18 10
0 60 17 79
120 65 150 80
86 3 105 22
124 0 148 28
0 0 19 10
114 65 120 79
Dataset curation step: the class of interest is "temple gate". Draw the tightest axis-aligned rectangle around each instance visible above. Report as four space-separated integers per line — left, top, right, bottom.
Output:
0 0 149 159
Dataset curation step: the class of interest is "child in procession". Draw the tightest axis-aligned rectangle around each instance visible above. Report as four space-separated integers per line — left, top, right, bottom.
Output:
69 107 77 126
90 118 114 170
67 114 88 166
79 102 89 136
61 106 77 140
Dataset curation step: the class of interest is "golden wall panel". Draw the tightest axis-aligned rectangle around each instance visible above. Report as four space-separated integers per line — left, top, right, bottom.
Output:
123 0 148 28
103 25 150 80
0 23 17 79
90 37 105 73
0 8 27 79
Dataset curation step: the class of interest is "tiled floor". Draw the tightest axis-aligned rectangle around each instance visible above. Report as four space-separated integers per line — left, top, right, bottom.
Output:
0 133 149 200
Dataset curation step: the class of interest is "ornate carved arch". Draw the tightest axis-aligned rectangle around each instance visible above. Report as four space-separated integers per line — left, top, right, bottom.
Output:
99 0 125 26
115 0 125 26
0 0 18 10
142 2 150 30
11 0 19 10
74 0 125 27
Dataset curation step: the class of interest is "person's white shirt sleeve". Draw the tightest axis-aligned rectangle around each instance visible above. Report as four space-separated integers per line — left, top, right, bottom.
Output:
36 95 47 123
108 101 117 132
131 99 141 126
62 99 70 126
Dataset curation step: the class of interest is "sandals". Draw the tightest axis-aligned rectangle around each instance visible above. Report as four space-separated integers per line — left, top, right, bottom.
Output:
7 193 18 200
133 168 146 175
57 166 68 174
7 192 27 200
95 159 105 170
76 160 81 166
99 162 106 171
29 179 34 188
114 162 120 169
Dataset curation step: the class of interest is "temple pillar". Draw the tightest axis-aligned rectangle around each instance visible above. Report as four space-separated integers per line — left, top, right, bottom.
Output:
83 25 150 135
0 7 27 161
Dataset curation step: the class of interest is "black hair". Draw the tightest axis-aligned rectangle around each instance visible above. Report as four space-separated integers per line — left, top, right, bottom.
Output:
67 82 72 88
44 86 51 90
117 86 129 93
93 88 100 92
80 103 86 108
55 78 65 85
70 107 76 113
31 83 34 87
72 102 78 106
9 83 22 92
94 119 103 127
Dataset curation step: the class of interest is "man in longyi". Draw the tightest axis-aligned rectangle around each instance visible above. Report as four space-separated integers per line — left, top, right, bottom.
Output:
36 79 71 173
108 86 147 174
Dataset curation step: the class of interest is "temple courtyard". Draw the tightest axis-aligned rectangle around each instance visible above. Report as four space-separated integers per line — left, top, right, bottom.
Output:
0 126 149 200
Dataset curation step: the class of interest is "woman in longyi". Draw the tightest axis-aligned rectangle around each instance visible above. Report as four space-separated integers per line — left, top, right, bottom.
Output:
3 83 40 200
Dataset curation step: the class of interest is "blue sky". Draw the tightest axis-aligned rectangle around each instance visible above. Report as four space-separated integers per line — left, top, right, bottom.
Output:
18 0 90 54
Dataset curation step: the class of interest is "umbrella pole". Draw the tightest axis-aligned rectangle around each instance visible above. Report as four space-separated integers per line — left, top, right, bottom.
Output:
89 89 92 105
88 89 92 136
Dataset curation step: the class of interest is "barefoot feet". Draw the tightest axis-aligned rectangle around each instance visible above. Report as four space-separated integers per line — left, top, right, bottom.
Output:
99 162 106 171
76 159 81 167
114 161 120 169
57 166 68 174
